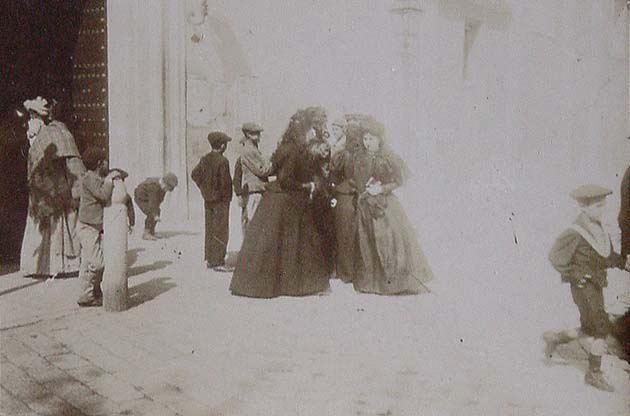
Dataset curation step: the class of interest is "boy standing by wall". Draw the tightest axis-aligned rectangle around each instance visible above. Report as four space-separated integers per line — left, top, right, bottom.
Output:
547 185 630 392
76 147 121 307
133 173 178 240
191 132 233 271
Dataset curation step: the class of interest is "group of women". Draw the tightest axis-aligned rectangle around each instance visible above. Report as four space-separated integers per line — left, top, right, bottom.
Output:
229 107 434 298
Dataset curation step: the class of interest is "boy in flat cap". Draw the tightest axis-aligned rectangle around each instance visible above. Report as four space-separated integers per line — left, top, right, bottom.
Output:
546 185 630 392
133 173 178 240
233 122 272 233
192 132 233 271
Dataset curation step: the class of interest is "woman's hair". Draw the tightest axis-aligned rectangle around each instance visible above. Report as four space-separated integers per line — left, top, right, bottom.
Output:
272 107 328 165
82 146 108 171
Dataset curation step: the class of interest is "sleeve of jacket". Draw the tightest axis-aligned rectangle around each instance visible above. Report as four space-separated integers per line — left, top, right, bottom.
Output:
240 147 272 178
84 173 114 203
233 157 243 196
548 229 581 283
125 194 135 227
191 157 206 189
220 158 233 201
134 183 155 215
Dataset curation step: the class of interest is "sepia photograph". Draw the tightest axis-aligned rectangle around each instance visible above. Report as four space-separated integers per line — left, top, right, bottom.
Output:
1 0 629 415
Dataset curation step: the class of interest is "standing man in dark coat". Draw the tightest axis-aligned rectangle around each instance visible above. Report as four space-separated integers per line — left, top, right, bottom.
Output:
133 173 178 240
191 131 233 271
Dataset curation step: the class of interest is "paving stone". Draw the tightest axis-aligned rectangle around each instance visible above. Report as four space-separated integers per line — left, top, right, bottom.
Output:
17 355 69 385
47 352 92 370
0 360 86 416
19 332 70 357
92 337 164 370
114 397 179 416
85 374 145 403
71 340 137 374
0 385 33 415
0 336 34 362
66 363 108 385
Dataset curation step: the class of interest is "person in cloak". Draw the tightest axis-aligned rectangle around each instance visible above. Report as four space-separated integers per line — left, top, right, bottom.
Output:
546 184 630 392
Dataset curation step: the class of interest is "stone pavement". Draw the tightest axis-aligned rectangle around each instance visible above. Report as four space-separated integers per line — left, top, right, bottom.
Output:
1 226 629 416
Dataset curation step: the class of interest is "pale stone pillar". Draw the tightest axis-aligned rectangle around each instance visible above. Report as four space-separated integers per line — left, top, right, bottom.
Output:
102 179 129 312
108 0 189 222
162 0 189 222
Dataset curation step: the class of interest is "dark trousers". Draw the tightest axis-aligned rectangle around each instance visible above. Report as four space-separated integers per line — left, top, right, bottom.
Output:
144 214 157 234
570 282 610 338
204 200 230 266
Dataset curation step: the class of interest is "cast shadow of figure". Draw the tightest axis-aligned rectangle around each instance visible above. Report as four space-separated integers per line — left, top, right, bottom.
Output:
128 260 172 278
126 248 145 268
128 277 176 308
154 230 199 239
544 316 630 375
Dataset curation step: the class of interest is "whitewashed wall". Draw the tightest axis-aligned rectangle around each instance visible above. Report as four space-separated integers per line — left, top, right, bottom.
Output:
109 1 629 285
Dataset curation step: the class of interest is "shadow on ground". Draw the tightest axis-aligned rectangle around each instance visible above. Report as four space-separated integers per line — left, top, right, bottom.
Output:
126 247 145 267
128 277 176 308
154 230 199 239
128 261 172 278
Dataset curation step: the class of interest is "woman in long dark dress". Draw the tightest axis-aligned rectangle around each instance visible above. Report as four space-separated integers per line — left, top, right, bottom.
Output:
229 108 332 298
351 120 433 295
330 122 365 283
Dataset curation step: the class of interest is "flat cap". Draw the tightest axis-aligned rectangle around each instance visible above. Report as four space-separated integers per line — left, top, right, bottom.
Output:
207 131 232 147
569 184 612 203
242 122 263 133
162 172 178 190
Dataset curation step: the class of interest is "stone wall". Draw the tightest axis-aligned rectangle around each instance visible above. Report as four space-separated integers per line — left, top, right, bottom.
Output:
108 1 629 267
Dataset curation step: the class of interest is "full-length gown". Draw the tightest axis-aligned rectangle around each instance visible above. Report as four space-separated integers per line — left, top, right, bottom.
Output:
330 148 358 282
20 121 85 277
351 149 433 295
229 142 331 298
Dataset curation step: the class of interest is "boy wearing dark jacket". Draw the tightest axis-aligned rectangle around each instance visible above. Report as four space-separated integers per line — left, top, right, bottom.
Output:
134 173 178 240
547 185 630 392
191 132 233 271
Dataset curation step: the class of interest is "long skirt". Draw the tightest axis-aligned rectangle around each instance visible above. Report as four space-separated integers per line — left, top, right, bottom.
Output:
333 193 357 283
20 204 81 277
353 194 433 295
229 188 330 298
